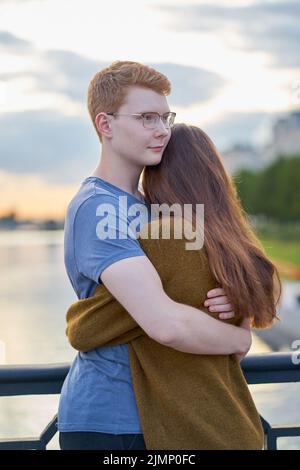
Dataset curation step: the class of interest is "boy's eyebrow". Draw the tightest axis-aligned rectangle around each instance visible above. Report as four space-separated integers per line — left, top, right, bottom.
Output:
135 110 171 114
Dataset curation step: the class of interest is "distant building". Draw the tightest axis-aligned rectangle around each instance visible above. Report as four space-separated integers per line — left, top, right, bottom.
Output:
40 219 64 230
262 110 300 165
221 110 300 174
0 212 64 231
0 212 18 230
221 143 262 175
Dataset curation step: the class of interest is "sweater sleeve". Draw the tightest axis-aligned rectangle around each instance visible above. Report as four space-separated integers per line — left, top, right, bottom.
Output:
66 283 146 352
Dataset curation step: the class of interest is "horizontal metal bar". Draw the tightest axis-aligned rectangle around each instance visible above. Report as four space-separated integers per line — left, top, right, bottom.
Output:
241 352 300 384
0 438 45 450
0 363 70 396
266 425 300 437
0 353 299 450
0 353 299 396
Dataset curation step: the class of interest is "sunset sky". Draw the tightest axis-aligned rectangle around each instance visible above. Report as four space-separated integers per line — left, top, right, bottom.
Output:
0 0 299 218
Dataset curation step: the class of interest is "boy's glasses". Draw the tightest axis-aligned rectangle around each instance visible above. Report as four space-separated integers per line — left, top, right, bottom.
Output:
106 112 176 129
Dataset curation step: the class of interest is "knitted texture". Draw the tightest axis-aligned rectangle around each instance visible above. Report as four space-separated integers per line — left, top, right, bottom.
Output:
66 217 264 450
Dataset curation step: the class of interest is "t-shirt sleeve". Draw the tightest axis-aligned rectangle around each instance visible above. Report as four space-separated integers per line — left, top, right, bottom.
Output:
73 196 146 284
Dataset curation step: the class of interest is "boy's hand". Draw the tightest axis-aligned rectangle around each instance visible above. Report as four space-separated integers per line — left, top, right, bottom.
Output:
204 287 235 320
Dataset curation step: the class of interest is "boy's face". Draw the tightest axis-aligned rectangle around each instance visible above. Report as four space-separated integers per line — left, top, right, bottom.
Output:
108 86 172 167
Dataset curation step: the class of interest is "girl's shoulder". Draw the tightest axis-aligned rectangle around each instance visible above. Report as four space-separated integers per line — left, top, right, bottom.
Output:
138 214 205 254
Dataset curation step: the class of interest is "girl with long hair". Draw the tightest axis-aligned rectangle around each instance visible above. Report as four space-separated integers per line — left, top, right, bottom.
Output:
64 123 281 449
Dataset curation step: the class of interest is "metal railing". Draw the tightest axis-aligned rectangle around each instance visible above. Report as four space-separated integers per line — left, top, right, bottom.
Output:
0 353 299 450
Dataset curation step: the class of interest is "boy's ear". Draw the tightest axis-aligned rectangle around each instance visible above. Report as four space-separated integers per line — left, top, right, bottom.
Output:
95 112 112 137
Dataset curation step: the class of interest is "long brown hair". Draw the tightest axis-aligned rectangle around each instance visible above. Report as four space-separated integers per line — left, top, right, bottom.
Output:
142 123 281 328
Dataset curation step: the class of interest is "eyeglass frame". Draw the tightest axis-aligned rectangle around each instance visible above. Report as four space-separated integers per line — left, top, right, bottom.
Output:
106 111 176 129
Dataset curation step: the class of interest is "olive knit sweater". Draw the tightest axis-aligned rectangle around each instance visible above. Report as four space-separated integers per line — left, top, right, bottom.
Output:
66 217 264 450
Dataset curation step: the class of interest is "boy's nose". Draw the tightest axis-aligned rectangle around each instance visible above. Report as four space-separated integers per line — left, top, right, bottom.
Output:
154 118 170 136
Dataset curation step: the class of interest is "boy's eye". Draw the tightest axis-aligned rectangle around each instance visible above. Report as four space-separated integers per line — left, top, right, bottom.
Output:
144 114 154 121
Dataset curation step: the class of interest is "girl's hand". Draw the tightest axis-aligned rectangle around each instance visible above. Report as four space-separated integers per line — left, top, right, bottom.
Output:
204 287 235 320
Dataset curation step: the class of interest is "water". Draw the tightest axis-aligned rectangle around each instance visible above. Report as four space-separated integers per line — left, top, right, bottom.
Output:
0 230 77 449
0 230 299 449
0 230 76 365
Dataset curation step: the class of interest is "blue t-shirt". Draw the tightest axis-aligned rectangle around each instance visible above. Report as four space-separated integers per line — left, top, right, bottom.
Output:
57 176 151 434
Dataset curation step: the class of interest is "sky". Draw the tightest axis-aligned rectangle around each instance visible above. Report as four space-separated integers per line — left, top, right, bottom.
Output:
0 0 299 218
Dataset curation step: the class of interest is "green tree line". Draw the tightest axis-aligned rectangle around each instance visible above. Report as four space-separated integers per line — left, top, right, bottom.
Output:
234 154 300 222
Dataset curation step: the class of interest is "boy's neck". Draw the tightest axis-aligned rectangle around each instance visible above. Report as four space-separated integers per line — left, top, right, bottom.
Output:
91 156 144 200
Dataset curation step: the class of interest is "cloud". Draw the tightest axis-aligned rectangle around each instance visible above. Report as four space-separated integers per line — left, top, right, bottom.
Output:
0 32 106 102
0 31 227 187
0 107 275 190
152 63 225 106
158 1 300 69
34 50 107 103
0 109 100 184
0 31 225 107
0 30 32 53
202 111 280 151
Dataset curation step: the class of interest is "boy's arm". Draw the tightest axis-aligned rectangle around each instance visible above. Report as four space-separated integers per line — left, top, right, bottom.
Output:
235 317 252 362
67 255 249 355
66 275 236 354
100 255 251 356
